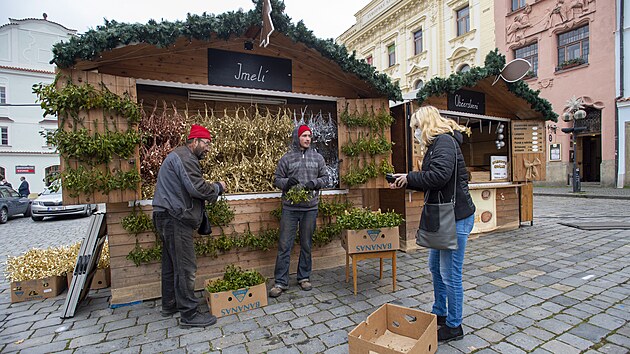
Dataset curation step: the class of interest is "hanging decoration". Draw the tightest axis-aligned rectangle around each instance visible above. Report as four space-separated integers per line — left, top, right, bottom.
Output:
495 122 506 150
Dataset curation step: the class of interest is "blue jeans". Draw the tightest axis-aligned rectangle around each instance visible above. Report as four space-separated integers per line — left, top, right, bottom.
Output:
153 211 198 321
428 214 474 328
273 208 318 288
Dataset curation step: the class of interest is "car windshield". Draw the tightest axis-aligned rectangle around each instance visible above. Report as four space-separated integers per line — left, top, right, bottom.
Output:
42 186 62 195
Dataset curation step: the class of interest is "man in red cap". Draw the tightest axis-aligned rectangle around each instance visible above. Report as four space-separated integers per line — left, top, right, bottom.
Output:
152 124 226 328
269 124 329 298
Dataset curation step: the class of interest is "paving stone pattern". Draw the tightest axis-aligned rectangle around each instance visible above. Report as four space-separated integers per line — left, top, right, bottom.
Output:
0 195 629 353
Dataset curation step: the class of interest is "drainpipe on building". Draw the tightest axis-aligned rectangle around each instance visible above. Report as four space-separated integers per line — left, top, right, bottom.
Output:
616 0 625 188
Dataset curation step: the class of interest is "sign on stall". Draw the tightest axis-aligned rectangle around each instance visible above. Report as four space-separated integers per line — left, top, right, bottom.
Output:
491 156 508 181
207 48 292 91
447 89 486 115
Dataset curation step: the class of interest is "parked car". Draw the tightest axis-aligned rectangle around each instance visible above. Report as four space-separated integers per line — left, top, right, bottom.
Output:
0 185 32 223
30 187 97 221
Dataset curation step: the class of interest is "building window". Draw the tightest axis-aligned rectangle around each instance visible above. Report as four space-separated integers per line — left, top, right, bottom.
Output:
0 87 5 104
43 128 56 148
0 167 5 180
45 165 60 187
366 55 373 66
414 80 424 90
458 64 471 73
515 42 538 76
512 0 526 11
1 127 8 145
558 25 589 69
456 6 470 37
413 29 423 55
388 44 396 67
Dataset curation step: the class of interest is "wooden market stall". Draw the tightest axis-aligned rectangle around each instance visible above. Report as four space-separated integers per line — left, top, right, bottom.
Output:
386 52 557 251
48 1 401 305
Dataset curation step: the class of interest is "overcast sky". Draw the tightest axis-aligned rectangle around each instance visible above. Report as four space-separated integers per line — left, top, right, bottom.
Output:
2 0 369 40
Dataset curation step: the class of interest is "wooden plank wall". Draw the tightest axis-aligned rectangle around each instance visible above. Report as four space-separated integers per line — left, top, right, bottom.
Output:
495 186 520 231
107 191 363 305
57 69 140 205
520 182 534 223
511 120 546 182
92 35 378 100
337 98 392 189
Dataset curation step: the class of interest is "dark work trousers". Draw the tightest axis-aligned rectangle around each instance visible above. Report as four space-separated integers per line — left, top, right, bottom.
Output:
153 211 198 321
273 208 318 288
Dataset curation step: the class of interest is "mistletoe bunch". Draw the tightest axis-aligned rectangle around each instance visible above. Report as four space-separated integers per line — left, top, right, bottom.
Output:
336 208 404 230
205 265 266 293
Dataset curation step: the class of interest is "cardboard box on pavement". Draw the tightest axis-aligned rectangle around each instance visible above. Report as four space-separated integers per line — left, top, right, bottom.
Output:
10 275 66 303
204 280 267 318
342 227 399 254
348 303 437 354
66 267 111 290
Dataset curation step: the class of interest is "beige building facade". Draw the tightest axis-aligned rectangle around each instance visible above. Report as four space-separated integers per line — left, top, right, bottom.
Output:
338 0 496 98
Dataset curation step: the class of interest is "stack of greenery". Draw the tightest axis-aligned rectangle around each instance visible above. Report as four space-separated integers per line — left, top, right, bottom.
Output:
138 104 295 199
339 106 396 186
125 198 364 265
205 265 266 293
4 241 110 282
336 208 404 230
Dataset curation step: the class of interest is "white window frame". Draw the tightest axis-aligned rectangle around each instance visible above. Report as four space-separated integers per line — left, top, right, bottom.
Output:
456 6 470 37
387 43 396 67
413 29 423 56
0 126 8 146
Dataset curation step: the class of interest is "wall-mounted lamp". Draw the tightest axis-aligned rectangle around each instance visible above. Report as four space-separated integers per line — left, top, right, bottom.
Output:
244 41 254 51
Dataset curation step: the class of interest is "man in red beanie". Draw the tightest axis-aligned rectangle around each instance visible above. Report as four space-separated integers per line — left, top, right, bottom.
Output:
269 124 329 298
152 124 226 328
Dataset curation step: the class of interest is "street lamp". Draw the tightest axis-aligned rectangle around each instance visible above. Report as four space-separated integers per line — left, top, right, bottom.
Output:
560 96 587 192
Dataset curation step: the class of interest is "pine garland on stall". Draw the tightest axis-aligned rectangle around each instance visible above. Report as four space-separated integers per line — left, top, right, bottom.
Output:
50 0 401 101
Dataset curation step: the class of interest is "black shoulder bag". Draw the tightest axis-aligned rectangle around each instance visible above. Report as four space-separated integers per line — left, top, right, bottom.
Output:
416 136 458 250
198 205 212 235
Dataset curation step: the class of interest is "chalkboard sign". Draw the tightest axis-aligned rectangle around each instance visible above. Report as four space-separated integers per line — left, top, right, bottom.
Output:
207 48 292 91
447 89 485 115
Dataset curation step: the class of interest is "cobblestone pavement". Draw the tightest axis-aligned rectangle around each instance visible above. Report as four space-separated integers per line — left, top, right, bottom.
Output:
0 215 92 288
534 183 630 200
0 195 629 353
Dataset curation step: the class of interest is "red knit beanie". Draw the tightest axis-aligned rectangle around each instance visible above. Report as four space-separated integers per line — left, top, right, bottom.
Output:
188 125 212 140
298 125 311 137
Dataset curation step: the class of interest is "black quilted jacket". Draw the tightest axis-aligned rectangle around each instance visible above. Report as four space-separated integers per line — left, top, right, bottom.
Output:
407 131 476 220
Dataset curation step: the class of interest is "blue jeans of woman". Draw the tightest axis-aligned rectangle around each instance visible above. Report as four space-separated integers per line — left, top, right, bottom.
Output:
428 214 474 328
273 208 318 288
153 211 198 321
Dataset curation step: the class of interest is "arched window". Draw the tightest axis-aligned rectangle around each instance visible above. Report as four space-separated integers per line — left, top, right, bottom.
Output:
44 165 60 187
458 64 471 73
414 80 424 90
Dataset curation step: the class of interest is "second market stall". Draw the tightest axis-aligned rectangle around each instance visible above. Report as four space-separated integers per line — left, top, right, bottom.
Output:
387 51 557 251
